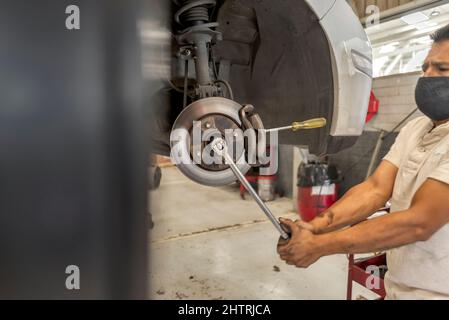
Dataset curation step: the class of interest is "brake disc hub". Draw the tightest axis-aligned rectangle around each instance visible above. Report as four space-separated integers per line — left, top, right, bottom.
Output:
171 97 254 187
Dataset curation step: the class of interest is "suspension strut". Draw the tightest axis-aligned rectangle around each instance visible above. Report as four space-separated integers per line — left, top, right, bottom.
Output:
174 0 222 97
174 0 219 34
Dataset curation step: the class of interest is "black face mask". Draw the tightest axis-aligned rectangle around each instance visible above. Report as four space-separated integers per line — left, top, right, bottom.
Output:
415 77 449 122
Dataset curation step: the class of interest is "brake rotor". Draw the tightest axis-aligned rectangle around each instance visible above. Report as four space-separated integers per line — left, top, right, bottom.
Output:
170 97 251 187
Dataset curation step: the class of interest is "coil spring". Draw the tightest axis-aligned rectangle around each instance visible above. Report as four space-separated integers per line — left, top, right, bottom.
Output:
174 0 219 33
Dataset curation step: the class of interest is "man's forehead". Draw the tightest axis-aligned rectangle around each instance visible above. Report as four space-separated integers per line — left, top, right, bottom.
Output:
425 40 449 63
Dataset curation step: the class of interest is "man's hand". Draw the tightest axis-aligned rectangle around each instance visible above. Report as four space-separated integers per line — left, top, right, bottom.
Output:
277 218 323 268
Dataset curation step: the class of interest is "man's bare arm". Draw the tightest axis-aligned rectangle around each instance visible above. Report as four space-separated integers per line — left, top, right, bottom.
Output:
278 178 449 268
309 160 398 234
316 178 449 255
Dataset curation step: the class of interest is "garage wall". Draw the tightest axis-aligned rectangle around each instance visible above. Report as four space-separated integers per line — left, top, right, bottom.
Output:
366 71 423 132
328 130 397 194
276 145 295 198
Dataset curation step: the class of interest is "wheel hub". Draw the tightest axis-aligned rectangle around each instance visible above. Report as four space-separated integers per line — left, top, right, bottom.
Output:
170 97 252 187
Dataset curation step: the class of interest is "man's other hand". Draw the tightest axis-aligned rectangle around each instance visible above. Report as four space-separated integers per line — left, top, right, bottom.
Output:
277 218 322 268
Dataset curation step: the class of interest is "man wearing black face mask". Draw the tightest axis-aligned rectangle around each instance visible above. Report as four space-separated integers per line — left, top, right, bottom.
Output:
277 24 449 299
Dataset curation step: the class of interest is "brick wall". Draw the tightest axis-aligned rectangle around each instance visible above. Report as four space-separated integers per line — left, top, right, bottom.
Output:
366 71 423 132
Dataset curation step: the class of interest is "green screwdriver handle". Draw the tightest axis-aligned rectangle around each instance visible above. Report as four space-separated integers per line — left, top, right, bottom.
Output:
291 118 327 131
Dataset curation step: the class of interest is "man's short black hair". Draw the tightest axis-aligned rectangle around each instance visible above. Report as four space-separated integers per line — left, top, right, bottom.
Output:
431 24 449 43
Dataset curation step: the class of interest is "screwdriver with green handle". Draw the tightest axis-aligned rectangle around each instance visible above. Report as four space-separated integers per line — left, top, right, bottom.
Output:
265 118 327 133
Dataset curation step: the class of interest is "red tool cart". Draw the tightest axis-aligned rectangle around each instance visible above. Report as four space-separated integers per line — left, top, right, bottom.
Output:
347 253 387 300
346 209 389 300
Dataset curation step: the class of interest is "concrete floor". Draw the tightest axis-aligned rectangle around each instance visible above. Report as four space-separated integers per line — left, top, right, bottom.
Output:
149 167 377 300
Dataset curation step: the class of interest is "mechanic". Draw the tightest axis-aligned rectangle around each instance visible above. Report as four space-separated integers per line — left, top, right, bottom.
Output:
277 24 449 299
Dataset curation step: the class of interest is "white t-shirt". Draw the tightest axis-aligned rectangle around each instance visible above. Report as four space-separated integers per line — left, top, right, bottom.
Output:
383 116 449 300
